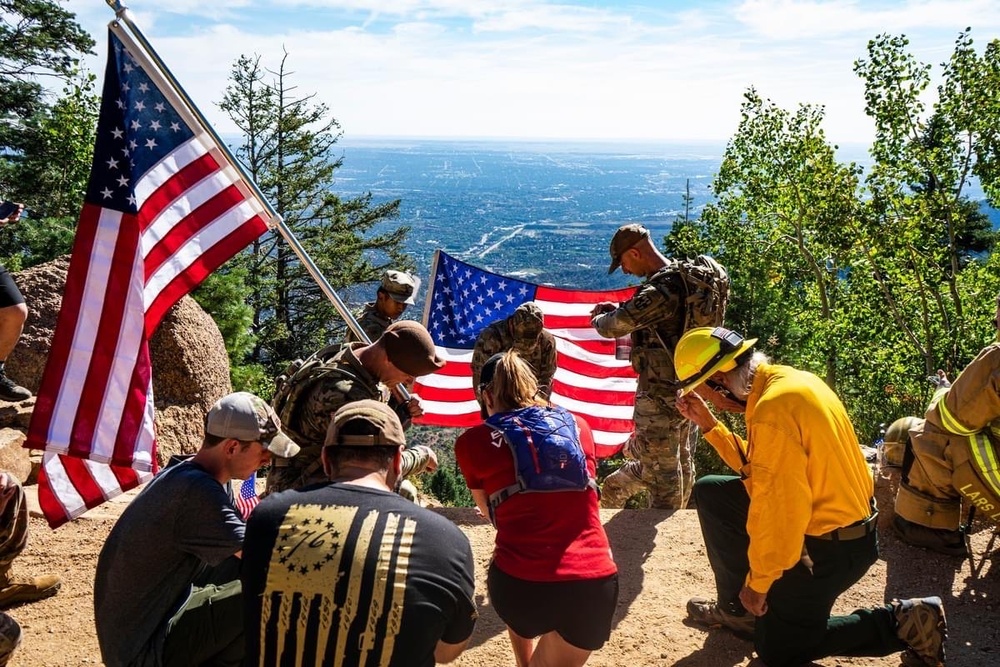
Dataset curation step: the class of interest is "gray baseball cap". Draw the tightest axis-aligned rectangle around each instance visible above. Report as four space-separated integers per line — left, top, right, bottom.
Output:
205 392 300 458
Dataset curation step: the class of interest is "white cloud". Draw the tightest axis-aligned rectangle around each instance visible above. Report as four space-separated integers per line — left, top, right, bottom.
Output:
734 0 1000 39
62 0 1000 144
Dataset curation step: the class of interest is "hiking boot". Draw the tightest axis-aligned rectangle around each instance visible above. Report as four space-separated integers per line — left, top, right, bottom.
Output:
686 597 756 639
0 613 21 667
0 574 62 608
893 596 946 667
0 370 30 403
893 515 968 557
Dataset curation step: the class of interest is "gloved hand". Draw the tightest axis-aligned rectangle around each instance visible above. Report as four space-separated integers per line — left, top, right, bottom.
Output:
927 369 951 389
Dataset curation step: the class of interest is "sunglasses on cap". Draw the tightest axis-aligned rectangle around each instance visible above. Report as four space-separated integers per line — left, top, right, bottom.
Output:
696 327 745 376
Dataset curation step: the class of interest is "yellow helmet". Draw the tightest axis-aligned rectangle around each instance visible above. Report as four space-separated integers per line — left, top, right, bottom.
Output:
881 416 922 467
674 326 757 396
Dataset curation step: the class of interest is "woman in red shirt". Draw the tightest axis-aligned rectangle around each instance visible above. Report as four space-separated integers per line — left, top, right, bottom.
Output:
455 351 618 667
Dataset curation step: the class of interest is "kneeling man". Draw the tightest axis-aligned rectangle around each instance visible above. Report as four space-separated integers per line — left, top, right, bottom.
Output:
674 327 946 667
242 400 477 666
95 392 299 667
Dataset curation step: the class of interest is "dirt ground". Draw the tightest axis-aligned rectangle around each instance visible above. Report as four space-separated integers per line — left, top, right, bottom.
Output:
7 484 1000 667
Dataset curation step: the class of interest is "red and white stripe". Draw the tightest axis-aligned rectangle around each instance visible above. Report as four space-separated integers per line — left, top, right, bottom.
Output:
26 24 270 528
234 474 260 520
415 285 638 458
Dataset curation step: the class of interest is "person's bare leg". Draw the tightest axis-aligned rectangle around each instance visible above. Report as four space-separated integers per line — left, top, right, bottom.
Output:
0 304 30 402
507 626 535 667
0 304 26 363
527 631 592 667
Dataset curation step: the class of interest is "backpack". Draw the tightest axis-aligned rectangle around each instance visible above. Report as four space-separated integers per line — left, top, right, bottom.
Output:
654 254 730 331
484 405 599 519
271 343 362 438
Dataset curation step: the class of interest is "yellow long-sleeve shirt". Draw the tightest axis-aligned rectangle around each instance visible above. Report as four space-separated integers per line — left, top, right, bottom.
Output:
703 363 874 593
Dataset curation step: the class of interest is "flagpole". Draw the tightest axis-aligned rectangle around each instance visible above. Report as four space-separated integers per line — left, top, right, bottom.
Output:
103 0 374 348
421 250 440 328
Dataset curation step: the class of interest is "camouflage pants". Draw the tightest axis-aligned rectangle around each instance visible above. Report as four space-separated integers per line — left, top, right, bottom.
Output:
0 475 27 577
265 448 430 497
0 475 27 666
601 394 695 509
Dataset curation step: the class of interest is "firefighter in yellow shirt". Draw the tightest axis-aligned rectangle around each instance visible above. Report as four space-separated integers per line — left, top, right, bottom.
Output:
893 293 1000 556
673 327 946 667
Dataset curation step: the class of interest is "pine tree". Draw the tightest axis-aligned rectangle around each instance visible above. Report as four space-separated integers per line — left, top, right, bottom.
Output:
0 0 94 122
215 52 412 371
0 1 97 267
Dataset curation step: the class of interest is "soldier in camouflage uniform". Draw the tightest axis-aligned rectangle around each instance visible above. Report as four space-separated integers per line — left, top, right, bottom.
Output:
591 224 695 509
345 270 419 343
267 320 445 495
471 302 557 407
0 471 62 665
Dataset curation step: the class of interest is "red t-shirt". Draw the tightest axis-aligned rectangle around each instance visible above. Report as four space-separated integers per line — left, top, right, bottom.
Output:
455 414 617 582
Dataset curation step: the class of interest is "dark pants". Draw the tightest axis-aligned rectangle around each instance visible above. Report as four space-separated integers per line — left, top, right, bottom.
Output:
693 475 905 667
159 558 244 667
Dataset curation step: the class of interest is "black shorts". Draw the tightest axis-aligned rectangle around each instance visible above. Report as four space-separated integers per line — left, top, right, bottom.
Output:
487 561 618 651
0 266 24 309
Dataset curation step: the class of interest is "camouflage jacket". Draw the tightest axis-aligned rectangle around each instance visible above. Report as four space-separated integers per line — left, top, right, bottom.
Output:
344 303 392 343
283 343 431 479
471 320 557 400
591 270 683 394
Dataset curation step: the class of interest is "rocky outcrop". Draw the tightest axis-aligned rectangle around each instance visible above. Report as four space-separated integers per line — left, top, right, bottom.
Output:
148 297 233 462
0 255 232 476
0 428 31 483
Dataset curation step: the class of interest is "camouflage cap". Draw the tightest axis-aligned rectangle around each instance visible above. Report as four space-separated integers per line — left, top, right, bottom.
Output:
380 270 418 305
205 391 300 458
509 302 544 341
324 400 406 448
381 320 445 377
608 223 650 274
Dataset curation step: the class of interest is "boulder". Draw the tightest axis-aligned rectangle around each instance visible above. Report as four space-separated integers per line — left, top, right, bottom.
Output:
148 297 233 463
1 256 232 468
0 428 31 483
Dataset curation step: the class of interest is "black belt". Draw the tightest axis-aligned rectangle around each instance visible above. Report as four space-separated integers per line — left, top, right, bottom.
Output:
814 511 878 541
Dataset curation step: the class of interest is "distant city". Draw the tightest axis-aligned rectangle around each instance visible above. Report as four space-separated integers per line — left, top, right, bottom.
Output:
329 138 998 313
334 139 724 295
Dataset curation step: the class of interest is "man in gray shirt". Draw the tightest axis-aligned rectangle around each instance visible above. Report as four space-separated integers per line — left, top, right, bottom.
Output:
94 392 299 667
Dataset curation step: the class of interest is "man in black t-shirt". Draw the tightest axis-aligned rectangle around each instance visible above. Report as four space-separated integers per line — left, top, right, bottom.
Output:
242 400 477 667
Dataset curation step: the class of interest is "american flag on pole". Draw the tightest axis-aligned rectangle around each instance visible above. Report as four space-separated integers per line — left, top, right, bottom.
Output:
24 25 272 528
234 474 260 520
413 250 638 458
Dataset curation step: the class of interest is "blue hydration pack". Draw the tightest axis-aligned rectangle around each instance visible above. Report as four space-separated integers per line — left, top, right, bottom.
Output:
485 405 599 515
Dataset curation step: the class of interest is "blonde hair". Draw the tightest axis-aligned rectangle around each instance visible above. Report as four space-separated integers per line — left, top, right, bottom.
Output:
485 350 543 413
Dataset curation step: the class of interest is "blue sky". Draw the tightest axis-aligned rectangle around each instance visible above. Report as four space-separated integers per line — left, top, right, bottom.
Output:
65 0 1000 145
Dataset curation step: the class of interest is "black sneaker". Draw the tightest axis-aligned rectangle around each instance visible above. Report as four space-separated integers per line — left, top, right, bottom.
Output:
0 371 30 403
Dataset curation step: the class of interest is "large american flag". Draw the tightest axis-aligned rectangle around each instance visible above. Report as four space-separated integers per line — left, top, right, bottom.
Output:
24 25 271 528
413 251 638 458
